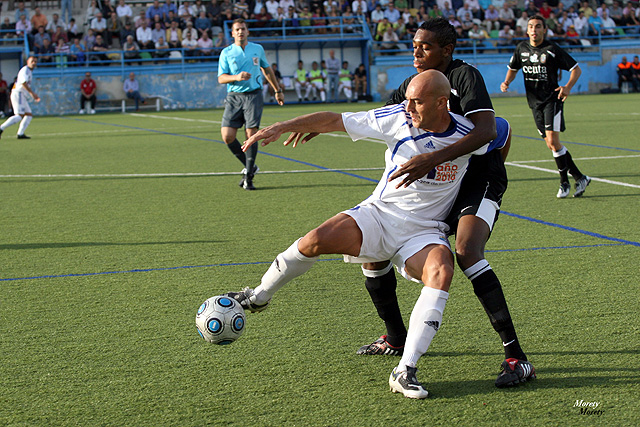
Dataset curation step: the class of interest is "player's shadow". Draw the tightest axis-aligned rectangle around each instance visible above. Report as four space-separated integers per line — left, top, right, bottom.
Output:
251 182 375 191
0 240 223 250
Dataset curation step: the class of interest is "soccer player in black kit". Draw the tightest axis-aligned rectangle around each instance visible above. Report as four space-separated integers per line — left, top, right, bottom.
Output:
356 18 535 388
501 15 591 198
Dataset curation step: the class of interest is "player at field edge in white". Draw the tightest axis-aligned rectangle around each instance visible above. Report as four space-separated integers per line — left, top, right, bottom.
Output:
0 56 40 140
233 70 509 399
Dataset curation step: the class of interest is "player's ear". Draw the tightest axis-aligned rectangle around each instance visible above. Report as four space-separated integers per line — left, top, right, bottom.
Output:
442 43 454 59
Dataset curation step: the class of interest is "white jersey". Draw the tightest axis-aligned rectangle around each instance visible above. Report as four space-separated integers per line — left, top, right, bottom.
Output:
342 102 489 226
13 65 33 97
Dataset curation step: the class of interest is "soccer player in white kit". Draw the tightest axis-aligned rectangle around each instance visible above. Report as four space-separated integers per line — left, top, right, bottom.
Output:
225 70 511 399
0 56 40 140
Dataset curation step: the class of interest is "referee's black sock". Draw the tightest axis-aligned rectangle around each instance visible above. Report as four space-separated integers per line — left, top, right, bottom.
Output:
363 264 407 348
245 142 258 178
464 260 527 361
226 139 247 167
553 149 570 183
564 150 584 180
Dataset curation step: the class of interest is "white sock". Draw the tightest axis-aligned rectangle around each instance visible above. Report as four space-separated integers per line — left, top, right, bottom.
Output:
320 90 326 102
552 146 567 157
397 286 449 370
253 238 318 304
344 87 352 99
1 115 22 130
17 115 32 135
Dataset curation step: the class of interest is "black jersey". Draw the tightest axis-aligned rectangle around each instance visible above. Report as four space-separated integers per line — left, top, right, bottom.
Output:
508 39 578 109
386 59 494 116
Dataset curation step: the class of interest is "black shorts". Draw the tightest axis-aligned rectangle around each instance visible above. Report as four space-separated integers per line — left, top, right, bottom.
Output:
533 98 565 136
445 149 508 235
221 89 263 129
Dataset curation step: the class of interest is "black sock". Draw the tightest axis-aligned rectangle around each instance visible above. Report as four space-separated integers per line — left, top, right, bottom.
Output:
364 267 406 347
554 152 569 184
564 150 584 180
468 264 527 361
227 139 246 167
245 142 258 177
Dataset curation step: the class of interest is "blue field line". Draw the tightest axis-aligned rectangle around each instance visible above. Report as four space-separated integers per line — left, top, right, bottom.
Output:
513 134 640 153
501 211 640 247
0 243 628 282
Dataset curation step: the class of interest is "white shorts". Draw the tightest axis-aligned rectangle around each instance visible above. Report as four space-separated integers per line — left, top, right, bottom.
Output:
341 199 451 282
338 80 352 89
11 90 31 115
311 81 324 90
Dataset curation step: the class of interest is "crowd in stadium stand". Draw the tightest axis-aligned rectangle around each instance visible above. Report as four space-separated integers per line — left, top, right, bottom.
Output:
1 0 639 64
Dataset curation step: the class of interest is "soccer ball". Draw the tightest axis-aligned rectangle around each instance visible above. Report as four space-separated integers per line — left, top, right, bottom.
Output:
195 296 246 345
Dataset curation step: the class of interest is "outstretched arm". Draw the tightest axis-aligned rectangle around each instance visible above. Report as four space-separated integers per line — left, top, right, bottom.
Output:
242 111 345 151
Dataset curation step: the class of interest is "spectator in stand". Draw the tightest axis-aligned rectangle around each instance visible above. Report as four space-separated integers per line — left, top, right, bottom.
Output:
123 34 141 63
214 31 226 49
124 72 146 110
135 10 149 28
253 7 273 33
312 7 327 34
193 0 208 17
265 0 280 17
1 18 16 40
147 0 164 22
441 2 456 20
455 24 470 44
179 1 196 23
166 21 182 49
52 26 69 45
86 1 101 26
352 0 368 16
429 5 443 19
195 11 212 36
234 0 251 18
587 11 603 36
579 1 593 19
15 2 29 23
31 8 48 34
497 24 514 51
36 38 55 63
595 3 609 18
102 1 118 22
385 3 402 26
513 25 526 41
47 14 67 33
565 24 581 44
499 2 516 29
559 11 573 33
154 36 170 62
371 4 385 24
539 2 553 19
460 11 475 33
601 10 616 36
456 3 473 23
620 8 640 34
34 26 51 50
83 28 97 51
574 11 588 36
353 62 367 101
79 72 97 114
546 12 561 36
69 37 86 65
208 0 222 24
381 25 401 53
151 21 166 43
516 11 529 33
182 30 199 60
106 11 122 46
468 22 489 52
183 20 198 41
91 12 108 40
55 38 70 61
163 0 179 20
524 2 539 18
91 34 110 64
117 0 133 25
137 20 154 50
484 4 500 32
120 19 135 45
67 18 81 41
164 10 181 27
299 6 312 34
197 31 214 60
327 11 340 34
405 15 419 39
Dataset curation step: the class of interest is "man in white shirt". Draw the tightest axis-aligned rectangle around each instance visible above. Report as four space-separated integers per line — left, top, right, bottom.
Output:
0 56 40 140
352 0 368 15
117 0 134 25
225 70 510 400
91 12 108 40
136 20 154 50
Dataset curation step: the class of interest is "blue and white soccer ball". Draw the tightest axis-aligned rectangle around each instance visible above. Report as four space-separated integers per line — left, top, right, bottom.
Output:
196 296 246 345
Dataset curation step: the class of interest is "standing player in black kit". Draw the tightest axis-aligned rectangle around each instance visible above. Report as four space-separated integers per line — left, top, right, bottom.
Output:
501 15 590 199
357 18 535 388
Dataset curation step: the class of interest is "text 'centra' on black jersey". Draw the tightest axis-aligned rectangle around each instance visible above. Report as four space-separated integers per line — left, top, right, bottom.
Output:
508 39 578 109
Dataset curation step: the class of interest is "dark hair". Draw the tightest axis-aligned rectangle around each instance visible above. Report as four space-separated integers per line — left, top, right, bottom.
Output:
233 18 247 27
528 14 547 28
418 18 457 51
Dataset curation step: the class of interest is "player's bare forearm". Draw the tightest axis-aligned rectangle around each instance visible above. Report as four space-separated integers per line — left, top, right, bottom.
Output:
242 112 344 151
389 111 497 188
217 72 250 84
557 65 581 100
500 69 518 92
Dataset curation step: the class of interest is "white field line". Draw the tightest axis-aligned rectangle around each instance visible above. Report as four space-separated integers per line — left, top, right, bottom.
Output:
505 162 640 189
0 168 385 179
510 154 640 163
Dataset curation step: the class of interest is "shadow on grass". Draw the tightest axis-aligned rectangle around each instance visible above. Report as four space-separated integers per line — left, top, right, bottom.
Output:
0 240 223 250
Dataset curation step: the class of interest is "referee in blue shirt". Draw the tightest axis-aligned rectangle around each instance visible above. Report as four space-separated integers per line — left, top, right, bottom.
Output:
218 19 285 190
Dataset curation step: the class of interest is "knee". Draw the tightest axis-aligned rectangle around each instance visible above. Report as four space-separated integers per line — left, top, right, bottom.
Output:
455 239 484 270
299 228 326 257
423 262 454 291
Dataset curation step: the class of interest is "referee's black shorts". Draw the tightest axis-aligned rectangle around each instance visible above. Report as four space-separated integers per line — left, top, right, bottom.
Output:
221 89 263 129
445 149 508 236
